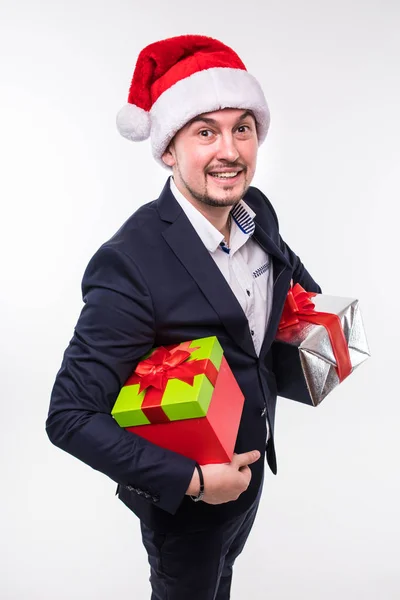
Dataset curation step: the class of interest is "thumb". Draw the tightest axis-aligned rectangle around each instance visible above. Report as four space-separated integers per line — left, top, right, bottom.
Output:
232 450 261 469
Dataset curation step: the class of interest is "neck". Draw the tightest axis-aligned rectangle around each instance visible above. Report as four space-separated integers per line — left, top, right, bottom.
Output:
195 203 232 242
221 213 232 246
172 176 234 241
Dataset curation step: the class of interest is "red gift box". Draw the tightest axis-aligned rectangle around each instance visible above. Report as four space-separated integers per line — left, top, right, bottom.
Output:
125 353 244 464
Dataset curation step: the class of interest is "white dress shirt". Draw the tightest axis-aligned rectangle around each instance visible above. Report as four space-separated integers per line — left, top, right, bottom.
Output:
170 177 274 355
170 178 273 440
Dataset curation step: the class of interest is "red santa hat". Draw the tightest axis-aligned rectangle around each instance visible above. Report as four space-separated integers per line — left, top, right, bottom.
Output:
116 35 270 167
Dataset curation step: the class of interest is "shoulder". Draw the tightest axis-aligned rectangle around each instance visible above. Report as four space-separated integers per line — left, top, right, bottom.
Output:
107 200 160 250
81 201 161 294
82 198 165 285
90 198 167 267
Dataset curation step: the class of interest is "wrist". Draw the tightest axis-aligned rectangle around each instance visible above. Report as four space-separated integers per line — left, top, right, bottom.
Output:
186 465 200 496
189 463 205 502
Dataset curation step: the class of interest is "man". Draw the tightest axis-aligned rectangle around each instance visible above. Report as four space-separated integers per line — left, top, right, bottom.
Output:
46 35 321 599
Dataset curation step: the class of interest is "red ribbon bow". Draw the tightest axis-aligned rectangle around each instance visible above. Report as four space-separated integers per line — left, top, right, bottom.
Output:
125 341 218 424
278 284 352 382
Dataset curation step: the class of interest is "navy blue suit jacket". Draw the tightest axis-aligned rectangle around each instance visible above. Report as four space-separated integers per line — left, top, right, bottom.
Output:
46 180 321 533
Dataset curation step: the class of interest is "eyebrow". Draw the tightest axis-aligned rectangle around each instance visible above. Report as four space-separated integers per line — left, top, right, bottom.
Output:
188 110 255 127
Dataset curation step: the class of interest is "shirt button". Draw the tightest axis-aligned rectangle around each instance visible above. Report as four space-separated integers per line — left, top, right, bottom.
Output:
250 330 254 336
246 289 251 296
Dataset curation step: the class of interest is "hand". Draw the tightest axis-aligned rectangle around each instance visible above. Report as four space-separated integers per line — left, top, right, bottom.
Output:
186 450 261 505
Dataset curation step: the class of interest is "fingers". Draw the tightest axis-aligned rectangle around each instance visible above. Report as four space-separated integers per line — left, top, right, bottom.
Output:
232 450 261 469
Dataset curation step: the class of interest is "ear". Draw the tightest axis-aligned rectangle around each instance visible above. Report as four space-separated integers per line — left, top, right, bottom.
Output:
161 143 176 168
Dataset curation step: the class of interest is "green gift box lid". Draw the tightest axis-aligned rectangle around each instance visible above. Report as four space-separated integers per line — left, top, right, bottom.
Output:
111 336 223 427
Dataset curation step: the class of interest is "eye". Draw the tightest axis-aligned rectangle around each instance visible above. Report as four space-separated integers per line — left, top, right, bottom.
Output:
199 129 214 138
236 125 251 134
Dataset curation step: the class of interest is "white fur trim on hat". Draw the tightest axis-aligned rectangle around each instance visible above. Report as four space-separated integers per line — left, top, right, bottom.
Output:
116 103 151 141
149 67 270 168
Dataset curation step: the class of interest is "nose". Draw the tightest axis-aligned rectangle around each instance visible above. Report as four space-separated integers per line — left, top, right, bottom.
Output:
215 133 240 163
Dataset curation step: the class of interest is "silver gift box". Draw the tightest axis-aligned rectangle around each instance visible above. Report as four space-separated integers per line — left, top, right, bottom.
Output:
272 294 370 406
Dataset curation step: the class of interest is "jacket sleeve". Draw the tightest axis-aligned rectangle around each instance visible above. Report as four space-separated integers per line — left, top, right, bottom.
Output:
258 189 322 293
280 237 322 294
45 244 196 515
256 189 323 404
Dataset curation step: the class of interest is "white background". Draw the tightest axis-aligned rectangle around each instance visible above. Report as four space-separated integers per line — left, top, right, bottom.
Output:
1 0 399 598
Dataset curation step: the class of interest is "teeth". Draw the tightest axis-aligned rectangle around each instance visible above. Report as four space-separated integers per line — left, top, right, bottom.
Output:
210 172 239 179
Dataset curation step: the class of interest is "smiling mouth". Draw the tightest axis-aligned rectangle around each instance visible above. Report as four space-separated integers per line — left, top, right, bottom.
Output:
208 170 243 179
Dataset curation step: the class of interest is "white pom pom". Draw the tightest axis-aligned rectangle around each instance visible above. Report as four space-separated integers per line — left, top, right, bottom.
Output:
116 103 151 141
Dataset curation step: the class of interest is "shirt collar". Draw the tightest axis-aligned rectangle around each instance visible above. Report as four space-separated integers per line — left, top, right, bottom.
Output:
169 177 256 254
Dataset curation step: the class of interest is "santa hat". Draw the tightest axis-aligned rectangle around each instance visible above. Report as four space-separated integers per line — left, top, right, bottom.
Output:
116 35 270 167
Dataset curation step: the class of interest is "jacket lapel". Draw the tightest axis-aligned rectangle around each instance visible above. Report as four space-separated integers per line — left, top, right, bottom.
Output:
157 182 257 358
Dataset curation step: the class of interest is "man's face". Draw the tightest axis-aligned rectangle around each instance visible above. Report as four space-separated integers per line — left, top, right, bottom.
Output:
162 108 258 208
